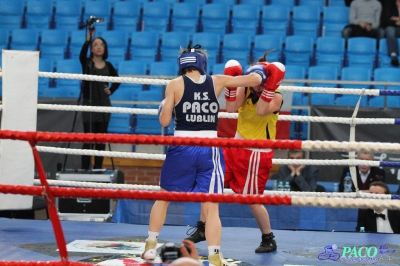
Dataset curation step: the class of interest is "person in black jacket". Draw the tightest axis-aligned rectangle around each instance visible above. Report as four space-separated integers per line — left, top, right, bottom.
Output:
338 151 385 192
356 181 400 233
278 150 319 192
380 0 400 66
79 29 120 169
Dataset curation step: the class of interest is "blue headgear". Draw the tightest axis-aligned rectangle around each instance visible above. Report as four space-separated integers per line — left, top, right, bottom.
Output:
178 44 207 75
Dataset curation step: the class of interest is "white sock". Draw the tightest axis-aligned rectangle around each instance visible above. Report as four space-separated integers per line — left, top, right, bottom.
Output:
147 231 159 241
208 245 220 255
391 52 397 57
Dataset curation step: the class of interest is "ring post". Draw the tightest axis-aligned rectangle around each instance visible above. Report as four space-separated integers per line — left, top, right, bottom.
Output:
0 50 39 210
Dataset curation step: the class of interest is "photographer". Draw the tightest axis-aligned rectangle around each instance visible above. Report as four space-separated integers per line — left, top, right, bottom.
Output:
79 25 120 170
167 239 203 266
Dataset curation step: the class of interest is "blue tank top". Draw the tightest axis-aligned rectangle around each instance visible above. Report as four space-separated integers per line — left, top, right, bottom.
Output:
175 75 219 131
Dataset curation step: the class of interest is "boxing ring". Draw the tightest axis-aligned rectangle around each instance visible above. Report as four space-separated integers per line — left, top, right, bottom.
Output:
1 50 400 265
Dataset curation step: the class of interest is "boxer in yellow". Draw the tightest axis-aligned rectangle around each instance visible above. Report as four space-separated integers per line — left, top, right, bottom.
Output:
186 51 285 254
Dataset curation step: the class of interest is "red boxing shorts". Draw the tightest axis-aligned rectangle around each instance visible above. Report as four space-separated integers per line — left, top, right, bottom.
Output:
224 147 274 195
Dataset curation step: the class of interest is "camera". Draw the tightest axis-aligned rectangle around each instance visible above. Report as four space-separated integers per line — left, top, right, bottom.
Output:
160 242 191 263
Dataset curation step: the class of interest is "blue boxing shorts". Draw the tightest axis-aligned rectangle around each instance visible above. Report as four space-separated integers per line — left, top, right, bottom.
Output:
160 145 225 194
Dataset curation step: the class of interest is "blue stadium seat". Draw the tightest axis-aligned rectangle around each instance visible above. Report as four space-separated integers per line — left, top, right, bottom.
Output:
328 0 346 6
308 66 338 106
377 38 400 68
308 65 339 87
112 1 141 33
298 0 326 8
68 30 87 59
159 31 191 62
54 59 82 98
221 33 252 68
284 65 308 106
134 90 164 135
373 68 400 108
201 4 230 35
231 4 261 36
108 112 133 134
212 0 237 9
346 37 377 70
10 29 39 51
261 5 291 36
149 61 178 77
148 61 178 90
114 61 147 102
152 0 180 5
141 2 171 32
336 66 371 107
25 0 53 31
0 0 24 16
253 34 283 63
53 0 82 32
340 67 372 89
191 32 221 70
39 29 69 61
211 63 225 75
0 0 24 32
0 16 24 33
129 31 160 66
82 0 112 32
38 58 54 98
99 30 130 68
99 30 130 49
292 6 322 43
245 0 267 6
314 36 345 71
0 29 10 50
184 0 207 6
284 36 314 71
285 65 307 86
322 6 349 37
270 0 296 12
170 2 200 33
290 109 309 140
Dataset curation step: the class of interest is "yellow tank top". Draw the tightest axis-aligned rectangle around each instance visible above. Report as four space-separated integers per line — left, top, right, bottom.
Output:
236 88 280 140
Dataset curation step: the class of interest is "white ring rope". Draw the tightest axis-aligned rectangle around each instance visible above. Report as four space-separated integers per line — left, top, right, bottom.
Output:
32 180 399 209
35 146 383 167
33 179 390 199
38 71 383 96
0 104 388 125
28 72 400 210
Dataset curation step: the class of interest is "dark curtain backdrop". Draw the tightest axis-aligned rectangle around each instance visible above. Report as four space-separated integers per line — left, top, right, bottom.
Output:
36 99 84 179
310 106 399 184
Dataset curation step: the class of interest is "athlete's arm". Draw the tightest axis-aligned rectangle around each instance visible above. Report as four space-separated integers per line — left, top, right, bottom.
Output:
159 79 178 127
256 92 283 116
225 86 246 112
212 73 262 98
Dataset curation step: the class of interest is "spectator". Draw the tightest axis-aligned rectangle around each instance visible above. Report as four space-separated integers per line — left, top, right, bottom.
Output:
278 150 319 192
342 0 384 45
380 0 400 66
79 28 120 170
356 181 400 233
338 152 385 192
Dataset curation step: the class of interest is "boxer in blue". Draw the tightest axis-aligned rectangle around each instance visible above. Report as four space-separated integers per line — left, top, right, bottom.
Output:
141 44 263 266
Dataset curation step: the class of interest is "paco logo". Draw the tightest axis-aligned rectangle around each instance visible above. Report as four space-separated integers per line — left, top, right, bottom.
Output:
341 246 378 262
318 244 396 263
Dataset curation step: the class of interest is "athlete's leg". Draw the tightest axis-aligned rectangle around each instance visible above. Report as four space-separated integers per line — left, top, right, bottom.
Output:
249 204 271 234
142 188 171 260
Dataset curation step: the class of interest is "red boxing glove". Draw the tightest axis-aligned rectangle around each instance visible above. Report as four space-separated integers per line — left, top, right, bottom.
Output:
224 59 242 101
259 62 285 103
